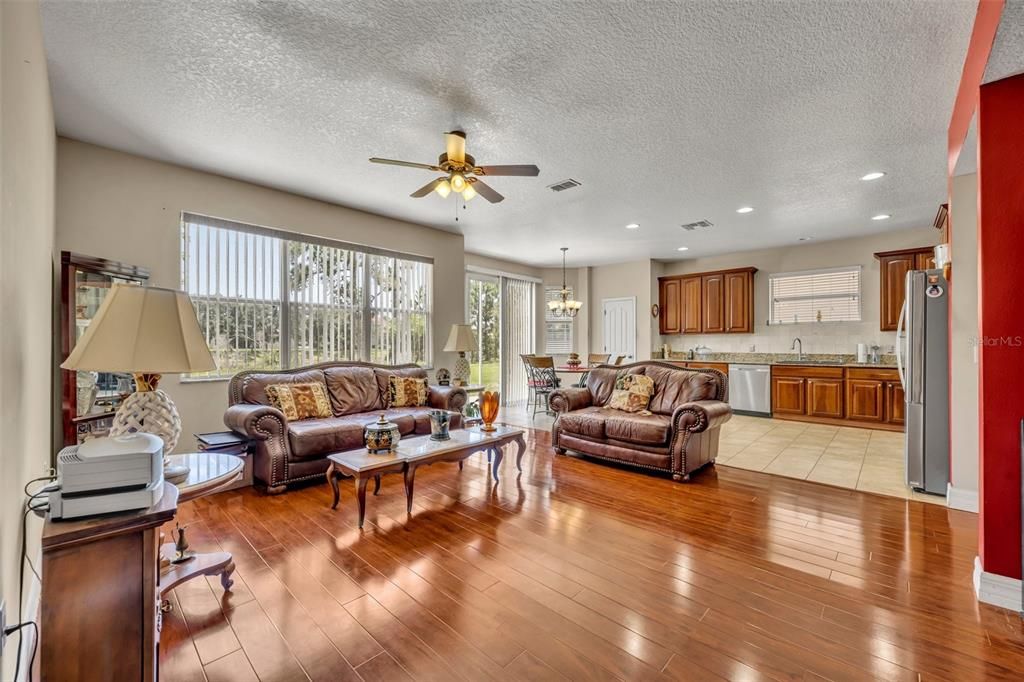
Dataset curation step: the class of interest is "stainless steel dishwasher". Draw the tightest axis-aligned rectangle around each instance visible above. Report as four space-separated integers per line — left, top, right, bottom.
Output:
728 364 771 416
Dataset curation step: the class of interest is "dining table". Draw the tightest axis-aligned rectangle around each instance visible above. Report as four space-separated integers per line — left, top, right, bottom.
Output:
554 365 595 387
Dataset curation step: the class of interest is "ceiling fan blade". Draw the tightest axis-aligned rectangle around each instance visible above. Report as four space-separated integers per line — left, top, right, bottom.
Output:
445 131 466 164
370 157 441 171
471 179 505 203
410 178 444 198
475 164 540 177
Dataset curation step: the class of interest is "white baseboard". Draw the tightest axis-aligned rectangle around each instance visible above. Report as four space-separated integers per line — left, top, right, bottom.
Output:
974 556 1023 612
946 483 979 513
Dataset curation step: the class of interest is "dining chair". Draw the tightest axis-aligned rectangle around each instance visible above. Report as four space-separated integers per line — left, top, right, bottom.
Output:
587 353 611 366
614 355 627 365
525 355 560 417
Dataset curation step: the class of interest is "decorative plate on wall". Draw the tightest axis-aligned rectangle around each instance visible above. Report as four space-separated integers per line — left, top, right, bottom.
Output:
651 303 660 318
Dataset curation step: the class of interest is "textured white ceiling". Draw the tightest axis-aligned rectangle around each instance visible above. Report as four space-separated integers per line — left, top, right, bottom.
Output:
40 1 976 267
985 0 1024 84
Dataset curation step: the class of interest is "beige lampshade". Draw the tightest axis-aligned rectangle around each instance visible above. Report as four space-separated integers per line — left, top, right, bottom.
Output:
443 324 476 353
61 284 216 374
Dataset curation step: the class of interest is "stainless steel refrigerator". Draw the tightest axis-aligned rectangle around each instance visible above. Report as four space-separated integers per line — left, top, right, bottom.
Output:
896 269 950 495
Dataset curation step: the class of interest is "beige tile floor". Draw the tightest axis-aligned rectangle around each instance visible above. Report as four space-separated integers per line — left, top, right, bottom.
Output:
717 414 944 505
502 406 944 505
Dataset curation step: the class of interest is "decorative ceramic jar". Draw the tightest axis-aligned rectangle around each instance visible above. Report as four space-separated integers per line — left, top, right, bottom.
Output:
566 353 582 368
435 368 451 386
429 410 451 440
480 391 500 432
364 413 400 453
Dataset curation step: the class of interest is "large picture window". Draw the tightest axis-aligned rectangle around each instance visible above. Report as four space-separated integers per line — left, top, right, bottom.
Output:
181 213 432 378
768 266 861 324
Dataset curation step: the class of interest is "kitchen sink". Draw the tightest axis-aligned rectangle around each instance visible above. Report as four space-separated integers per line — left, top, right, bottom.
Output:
781 359 839 365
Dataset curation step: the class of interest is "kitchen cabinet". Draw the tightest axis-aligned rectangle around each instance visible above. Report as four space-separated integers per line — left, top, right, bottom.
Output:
701 273 725 333
772 377 806 415
885 381 905 425
771 365 901 431
657 267 756 335
681 276 702 333
665 360 730 375
846 379 885 422
659 277 682 335
807 378 844 419
874 247 936 331
724 270 753 333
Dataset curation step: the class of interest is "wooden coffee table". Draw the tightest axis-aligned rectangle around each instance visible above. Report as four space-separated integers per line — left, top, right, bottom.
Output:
325 425 526 527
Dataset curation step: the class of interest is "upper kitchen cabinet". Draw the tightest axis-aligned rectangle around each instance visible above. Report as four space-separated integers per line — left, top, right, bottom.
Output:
874 247 935 331
658 276 682 335
657 267 756 335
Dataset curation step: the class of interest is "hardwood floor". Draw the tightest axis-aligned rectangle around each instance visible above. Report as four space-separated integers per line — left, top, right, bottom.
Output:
161 425 1024 681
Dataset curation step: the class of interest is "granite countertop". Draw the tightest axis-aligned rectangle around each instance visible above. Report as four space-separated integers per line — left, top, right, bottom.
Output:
654 351 898 369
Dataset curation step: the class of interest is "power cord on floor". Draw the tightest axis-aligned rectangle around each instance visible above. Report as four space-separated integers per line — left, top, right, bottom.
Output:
4 621 38 682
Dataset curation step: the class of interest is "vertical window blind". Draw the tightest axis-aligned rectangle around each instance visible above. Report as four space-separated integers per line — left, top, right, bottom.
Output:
181 213 432 378
544 286 573 354
502 277 536 406
768 266 861 324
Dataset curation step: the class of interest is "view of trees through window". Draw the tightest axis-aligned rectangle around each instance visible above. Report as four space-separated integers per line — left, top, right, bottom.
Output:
181 213 432 378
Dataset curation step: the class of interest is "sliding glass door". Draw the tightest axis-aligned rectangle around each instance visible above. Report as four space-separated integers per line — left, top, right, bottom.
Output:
466 272 536 405
467 275 501 390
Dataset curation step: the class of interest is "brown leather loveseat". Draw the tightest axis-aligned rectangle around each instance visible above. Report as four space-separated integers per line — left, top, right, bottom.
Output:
224 362 467 493
549 361 731 481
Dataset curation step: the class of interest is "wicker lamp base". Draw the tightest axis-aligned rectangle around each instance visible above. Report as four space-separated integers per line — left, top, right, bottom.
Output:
110 388 183 454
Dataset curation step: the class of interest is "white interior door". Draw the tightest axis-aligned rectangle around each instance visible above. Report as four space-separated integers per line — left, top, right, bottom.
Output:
602 297 636 362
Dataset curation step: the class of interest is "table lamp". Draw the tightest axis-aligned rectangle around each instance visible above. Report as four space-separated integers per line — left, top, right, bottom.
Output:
443 324 476 386
60 284 216 459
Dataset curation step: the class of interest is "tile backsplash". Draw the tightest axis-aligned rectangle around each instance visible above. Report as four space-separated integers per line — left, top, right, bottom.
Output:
657 321 897 356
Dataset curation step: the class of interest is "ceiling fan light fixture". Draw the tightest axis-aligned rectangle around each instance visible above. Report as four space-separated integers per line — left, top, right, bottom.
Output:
435 179 452 198
450 173 467 193
461 184 477 202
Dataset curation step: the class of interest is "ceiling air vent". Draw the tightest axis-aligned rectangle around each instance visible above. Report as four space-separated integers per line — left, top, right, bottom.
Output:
547 178 582 192
680 219 714 231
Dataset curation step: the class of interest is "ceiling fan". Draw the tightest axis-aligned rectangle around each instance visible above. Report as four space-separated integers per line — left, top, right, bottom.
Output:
369 130 539 204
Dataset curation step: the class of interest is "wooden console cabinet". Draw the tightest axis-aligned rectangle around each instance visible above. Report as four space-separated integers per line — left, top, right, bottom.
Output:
771 365 903 431
874 247 935 331
41 484 178 681
658 267 756 335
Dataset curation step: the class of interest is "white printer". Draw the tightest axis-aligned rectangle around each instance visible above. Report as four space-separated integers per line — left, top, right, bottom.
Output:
50 433 165 520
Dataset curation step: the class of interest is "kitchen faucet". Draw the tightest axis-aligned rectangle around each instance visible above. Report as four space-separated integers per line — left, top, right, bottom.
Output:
791 337 804 361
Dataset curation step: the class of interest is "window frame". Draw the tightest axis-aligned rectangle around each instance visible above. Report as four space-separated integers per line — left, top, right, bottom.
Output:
180 212 433 380
767 265 862 325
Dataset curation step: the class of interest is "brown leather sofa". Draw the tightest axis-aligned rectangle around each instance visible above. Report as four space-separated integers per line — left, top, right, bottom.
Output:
549 361 731 481
224 362 467 493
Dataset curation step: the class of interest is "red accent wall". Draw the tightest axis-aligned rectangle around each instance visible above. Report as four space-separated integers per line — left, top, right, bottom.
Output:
978 73 1024 580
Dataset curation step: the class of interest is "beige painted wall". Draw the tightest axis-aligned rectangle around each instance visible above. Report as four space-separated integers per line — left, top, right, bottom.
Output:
656 227 938 355
950 173 979 503
1 0 55 677
56 139 466 448
589 259 653 362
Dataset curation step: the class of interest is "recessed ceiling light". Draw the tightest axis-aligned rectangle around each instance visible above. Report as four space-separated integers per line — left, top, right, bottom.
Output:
677 246 689 251
871 214 891 221
736 206 754 214
861 172 886 181
625 223 640 230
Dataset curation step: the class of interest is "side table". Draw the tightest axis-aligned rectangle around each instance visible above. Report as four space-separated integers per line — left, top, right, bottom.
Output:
160 452 243 596
196 430 255 490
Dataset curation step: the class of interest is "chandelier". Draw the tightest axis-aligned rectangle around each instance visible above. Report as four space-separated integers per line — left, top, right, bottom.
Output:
548 247 583 318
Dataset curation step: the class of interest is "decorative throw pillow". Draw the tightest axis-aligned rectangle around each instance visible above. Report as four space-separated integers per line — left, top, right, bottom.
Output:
388 375 429 408
607 373 656 413
265 382 332 421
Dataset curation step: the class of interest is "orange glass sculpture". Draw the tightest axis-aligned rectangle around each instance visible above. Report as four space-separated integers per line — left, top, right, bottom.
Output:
480 391 500 431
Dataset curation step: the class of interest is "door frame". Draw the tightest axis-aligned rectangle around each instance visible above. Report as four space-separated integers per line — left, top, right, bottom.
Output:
601 296 637 362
